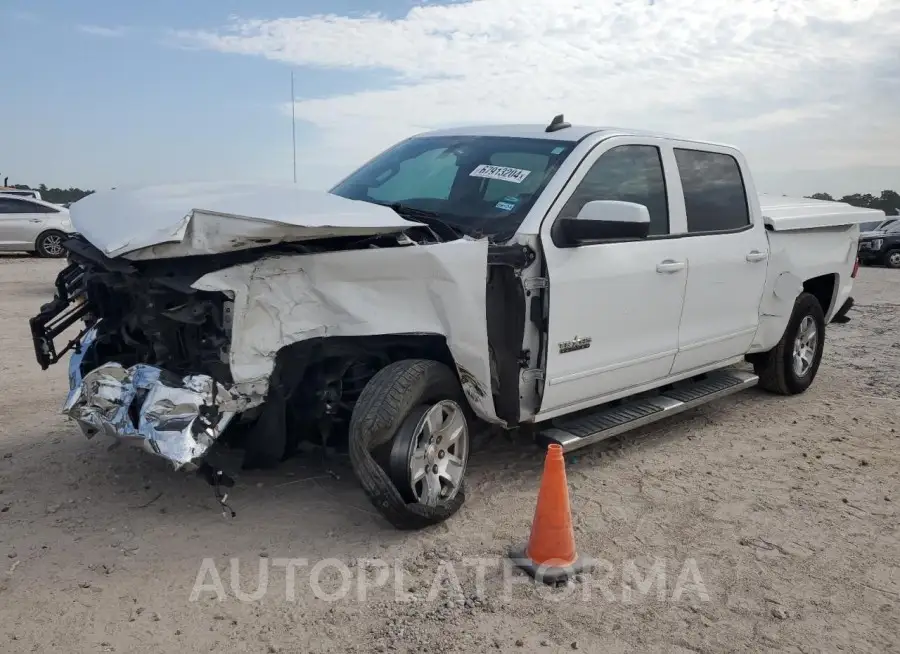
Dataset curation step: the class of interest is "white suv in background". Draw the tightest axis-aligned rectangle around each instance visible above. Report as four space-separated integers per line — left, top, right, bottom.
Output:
0 194 76 258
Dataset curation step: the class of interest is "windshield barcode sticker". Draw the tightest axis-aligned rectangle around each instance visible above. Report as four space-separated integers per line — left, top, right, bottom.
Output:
469 165 531 184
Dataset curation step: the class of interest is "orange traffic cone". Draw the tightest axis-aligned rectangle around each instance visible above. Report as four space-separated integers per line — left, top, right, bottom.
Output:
509 444 594 585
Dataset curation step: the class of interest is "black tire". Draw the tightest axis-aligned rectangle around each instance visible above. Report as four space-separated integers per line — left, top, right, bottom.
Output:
35 230 67 258
753 292 826 395
348 359 471 530
884 249 900 269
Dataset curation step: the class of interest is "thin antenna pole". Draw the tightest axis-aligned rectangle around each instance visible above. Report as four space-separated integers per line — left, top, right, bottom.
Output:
291 70 297 183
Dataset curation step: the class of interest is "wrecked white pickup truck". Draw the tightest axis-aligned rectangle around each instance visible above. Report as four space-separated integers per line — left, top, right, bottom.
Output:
31 116 885 529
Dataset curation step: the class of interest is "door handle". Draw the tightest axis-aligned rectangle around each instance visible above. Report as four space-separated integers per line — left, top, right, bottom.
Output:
29 218 42 223
656 260 685 273
746 250 768 263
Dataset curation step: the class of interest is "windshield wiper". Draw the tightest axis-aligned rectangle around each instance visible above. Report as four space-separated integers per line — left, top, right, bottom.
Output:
382 202 466 242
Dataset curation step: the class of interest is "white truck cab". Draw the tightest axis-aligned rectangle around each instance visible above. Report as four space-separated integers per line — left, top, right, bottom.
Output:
30 117 884 528
461 121 866 430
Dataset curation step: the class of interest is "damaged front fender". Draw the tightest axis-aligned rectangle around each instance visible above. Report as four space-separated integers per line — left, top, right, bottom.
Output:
64 329 240 468
192 237 500 424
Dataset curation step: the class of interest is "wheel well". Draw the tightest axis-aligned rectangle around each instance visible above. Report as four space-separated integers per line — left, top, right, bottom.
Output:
235 334 467 467
34 229 65 248
802 274 836 316
272 333 459 407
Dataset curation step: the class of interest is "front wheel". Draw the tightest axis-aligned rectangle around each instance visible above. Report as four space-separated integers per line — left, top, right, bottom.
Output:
753 292 826 395
884 249 900 269
35 230 67 258
389 399 469 507
348 359 472 529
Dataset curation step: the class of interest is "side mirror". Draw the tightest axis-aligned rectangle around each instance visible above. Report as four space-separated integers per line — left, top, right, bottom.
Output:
556 200 651 246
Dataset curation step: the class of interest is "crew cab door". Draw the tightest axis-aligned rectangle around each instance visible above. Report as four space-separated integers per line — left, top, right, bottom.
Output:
666 147 769 375
536 138 688 417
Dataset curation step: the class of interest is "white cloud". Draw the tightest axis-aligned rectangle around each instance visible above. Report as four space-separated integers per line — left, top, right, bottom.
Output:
78 24 129 38
177 0 900 193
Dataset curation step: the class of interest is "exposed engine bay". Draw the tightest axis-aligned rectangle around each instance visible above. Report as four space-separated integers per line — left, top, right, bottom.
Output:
41 262 234 385
33 229 441 379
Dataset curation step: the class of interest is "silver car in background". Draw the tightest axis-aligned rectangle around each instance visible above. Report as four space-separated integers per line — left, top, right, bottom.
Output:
0 194 77 258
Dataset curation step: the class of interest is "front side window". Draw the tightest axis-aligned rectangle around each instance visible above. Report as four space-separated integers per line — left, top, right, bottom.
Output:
558 145 669 236
330 136 576 240
674 149 750 233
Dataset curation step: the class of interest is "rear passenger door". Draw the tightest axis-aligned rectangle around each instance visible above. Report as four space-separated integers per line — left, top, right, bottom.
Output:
668 147 769 376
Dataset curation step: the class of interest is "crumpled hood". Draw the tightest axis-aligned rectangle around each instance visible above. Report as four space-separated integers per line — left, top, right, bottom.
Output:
68 181 423 260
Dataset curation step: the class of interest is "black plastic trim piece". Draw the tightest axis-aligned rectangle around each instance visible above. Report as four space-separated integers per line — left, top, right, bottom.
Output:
486 261 527 426
487 243 536 269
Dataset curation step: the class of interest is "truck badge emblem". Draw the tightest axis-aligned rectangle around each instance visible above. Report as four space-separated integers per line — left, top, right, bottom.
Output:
558 336 592 354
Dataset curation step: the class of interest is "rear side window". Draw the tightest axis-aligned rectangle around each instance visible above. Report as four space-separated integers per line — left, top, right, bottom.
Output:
674 149 750 233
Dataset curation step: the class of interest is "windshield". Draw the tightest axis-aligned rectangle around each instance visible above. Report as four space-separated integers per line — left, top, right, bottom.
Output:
329 135 576 240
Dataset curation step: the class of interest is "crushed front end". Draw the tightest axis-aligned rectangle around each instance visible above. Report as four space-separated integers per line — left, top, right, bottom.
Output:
30 236 242 469
63 336 239 467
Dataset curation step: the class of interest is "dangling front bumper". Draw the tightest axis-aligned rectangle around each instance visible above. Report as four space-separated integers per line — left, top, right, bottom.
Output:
64 328 239 469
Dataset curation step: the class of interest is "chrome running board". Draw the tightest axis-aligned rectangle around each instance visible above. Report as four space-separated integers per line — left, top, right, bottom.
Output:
539 369 759 453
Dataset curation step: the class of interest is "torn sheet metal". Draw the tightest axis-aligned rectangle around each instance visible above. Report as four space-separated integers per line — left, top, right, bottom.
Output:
65 329 238 468
192 238 500 423
68 182 424 260
751 222 858 352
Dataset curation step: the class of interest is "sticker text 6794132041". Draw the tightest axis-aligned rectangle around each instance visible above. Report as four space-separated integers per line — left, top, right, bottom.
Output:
469 164 531 184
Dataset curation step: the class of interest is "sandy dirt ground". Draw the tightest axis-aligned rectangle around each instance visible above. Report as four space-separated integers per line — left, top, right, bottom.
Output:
0 255 898 654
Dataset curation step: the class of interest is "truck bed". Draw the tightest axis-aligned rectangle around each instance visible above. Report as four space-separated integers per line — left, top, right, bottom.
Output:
759 194 885 231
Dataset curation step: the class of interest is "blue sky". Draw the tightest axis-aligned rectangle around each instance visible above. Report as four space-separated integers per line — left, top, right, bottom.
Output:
2 0 898 196
1 0 407 189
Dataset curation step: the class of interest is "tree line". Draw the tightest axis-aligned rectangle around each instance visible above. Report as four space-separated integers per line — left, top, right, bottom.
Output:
2 182 94 205
805 190 899 216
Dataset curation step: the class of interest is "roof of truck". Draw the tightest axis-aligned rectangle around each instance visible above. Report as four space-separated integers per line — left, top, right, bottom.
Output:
415 123 733 148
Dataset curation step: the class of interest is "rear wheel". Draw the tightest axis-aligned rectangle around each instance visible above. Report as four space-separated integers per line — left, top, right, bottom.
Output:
35 230 67 258
753 292 826 395
884 249 900 269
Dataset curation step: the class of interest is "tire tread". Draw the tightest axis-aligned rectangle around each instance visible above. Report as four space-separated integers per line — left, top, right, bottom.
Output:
754 292 825 396
348 359 468 530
